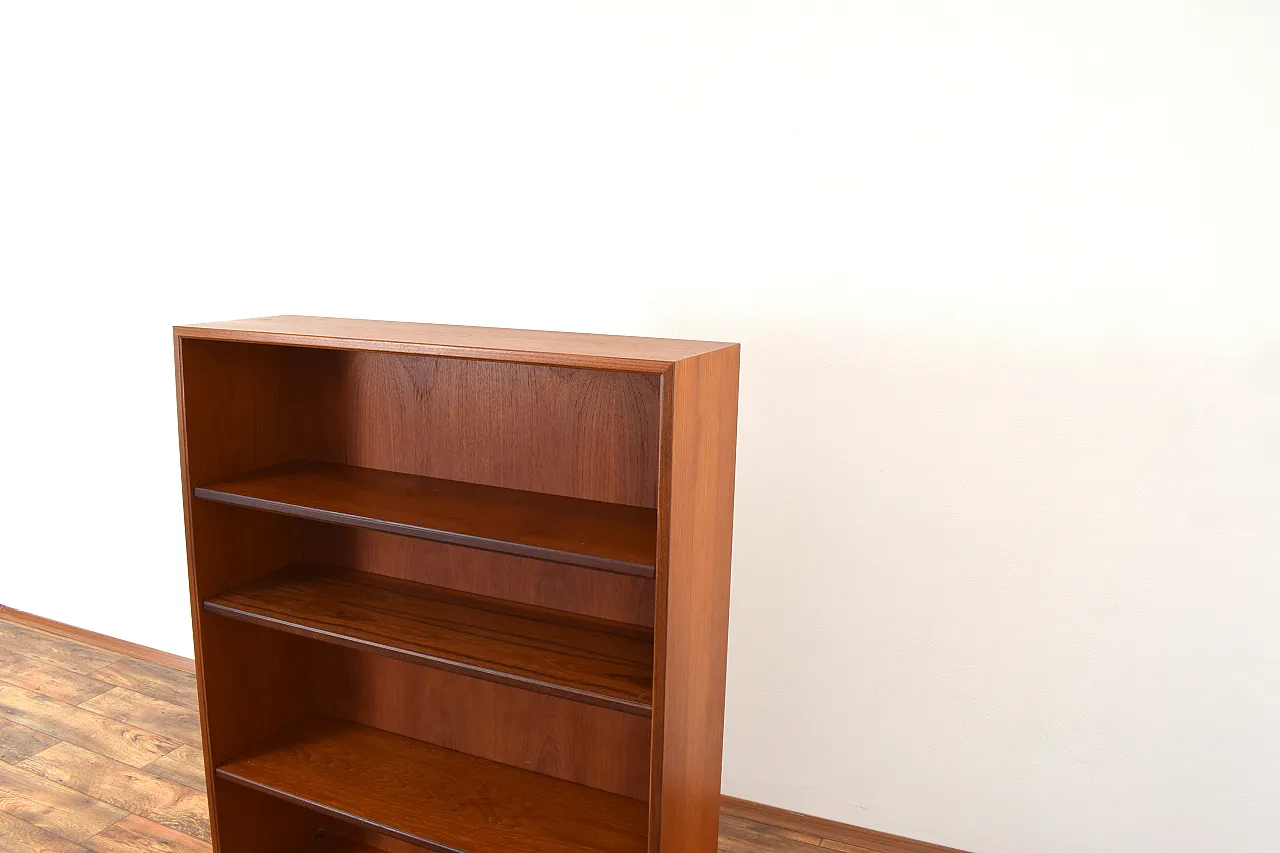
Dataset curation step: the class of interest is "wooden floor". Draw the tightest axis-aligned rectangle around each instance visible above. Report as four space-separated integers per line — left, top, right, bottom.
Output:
0 614 863 853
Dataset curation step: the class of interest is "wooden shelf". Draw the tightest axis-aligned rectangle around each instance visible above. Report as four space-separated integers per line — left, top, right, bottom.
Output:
217 716 649 853
204 565 654 715
194 460 657 577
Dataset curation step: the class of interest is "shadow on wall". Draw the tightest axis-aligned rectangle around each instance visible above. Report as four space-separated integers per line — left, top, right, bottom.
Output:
719 323 1280 853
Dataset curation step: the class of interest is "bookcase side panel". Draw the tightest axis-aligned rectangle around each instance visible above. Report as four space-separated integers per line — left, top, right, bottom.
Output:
211 772 318 850
648 347 740 853
177 337 318 850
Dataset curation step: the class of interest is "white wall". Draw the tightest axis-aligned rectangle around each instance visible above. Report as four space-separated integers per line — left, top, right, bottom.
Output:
2 3 1277 852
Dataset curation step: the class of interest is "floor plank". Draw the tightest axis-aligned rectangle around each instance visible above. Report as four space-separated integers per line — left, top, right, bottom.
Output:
0 624 120 677
0 809 90 853
79 688 201 748
0 649 114 706
18 742 210 842
820 841 881 853
0 718 59 765
144 745 206 793
720 814 829 852
87 660 198 712
84 814 212 853
0 682 179 769
0 760 127 843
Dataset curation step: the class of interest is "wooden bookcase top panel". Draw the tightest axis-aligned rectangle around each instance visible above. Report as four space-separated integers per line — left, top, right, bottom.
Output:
176 315 737 372
217 715 649 853
194 460 658 577
205 565 654 715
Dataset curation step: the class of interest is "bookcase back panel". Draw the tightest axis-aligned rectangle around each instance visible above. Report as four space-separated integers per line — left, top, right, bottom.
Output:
299 349 661 508
312 646 652 800
210 777 318 851
307 525 655 627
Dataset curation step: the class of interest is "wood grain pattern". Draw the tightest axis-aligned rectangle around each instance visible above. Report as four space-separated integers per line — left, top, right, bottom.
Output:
0 683 178 769
309 526 656 628
217 715 649 853
320 351 661 507
649 346 741 853
0 650 113 706
87 660 197 714
144 746 206 793
79 689 202 748
0 760 127 842
299 348 662 623
0 623 120 678
718 815 824 852
719 798 973 853
313 647 652 799
0 718 60 765
0 609 195 676
195 460 658 576
206 565 654 714
818 842 878 853
82 814 212 853
19 742 210 842
177 316 734 373
0 810 89 853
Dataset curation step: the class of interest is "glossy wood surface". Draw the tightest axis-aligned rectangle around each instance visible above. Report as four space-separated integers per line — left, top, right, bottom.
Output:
217 715 649 853
205 565 653 714
195 460 658 577
178 316 735 372
176 322 740 852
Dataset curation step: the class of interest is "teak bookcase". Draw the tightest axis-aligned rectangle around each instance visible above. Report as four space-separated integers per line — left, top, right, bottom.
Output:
174 316 740 853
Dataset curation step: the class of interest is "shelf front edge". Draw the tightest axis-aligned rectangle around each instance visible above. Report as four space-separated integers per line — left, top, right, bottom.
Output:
201 594 653 717
192 486 656 578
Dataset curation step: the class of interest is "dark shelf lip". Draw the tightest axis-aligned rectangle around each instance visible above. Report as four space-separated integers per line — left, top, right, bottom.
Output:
215 716 650 853
203 565 654 717
192 462 657 579
204 599 652 716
